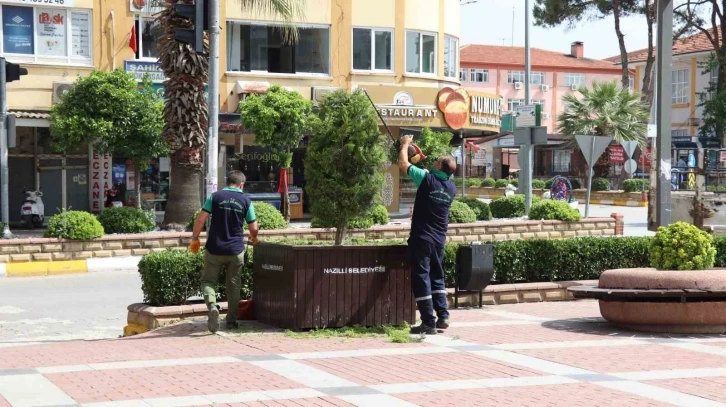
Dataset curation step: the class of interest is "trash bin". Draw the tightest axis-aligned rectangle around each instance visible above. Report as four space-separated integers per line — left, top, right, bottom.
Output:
454 243 495 308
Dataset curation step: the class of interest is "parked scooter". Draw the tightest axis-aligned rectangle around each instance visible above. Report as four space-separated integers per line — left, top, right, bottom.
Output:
20 187 44 229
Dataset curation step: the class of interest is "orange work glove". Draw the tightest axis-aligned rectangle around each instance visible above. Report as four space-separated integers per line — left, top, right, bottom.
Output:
249 236 259 246
189 240 201 254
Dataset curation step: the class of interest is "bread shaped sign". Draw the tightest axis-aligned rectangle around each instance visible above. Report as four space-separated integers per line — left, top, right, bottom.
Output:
437 87 502 130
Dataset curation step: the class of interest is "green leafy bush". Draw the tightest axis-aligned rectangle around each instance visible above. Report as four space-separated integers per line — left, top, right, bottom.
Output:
45 210 104 240
187 209 202 231
448 200 477 223
650 222 716 270
368 204 390 225
480 178 496 187
455 197 492 221
490 194 540 218
591 177 611 192
465 178 483 187
312 203 389 229
494 179 510 188
623 179 649 192
510 179 519 187
97 207 156 234
532 179 546 189
246 201 287 230
528 200 582 222
707 185 726 193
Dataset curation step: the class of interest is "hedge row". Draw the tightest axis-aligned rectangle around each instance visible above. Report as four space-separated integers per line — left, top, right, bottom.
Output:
140 236 726 307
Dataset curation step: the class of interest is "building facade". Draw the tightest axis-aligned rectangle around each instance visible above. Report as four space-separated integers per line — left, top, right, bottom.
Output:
460 42 628 179
2 0 502 223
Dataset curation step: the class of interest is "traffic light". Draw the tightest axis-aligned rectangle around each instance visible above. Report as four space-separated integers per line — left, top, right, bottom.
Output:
173 0 208 55
5 61 27 83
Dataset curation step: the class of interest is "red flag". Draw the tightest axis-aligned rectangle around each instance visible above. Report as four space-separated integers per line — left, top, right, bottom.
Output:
129 25 138 54
277 168 289 194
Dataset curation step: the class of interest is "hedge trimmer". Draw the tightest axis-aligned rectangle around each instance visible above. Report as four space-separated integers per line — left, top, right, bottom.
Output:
361 89 426 164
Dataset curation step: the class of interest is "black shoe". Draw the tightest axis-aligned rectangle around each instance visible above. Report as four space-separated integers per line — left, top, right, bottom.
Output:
226 321 239 330
207 305 220 333
436 318 450 330
410 324 437 335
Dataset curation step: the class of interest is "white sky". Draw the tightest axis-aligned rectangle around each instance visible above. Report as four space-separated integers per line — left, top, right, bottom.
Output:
460 0 651 60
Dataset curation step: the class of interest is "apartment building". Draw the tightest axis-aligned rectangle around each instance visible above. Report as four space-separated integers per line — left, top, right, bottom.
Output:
460 42 627 179
2 0 501 221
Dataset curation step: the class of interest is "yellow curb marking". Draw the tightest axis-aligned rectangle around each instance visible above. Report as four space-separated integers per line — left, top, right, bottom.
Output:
123 323 149 337
6 260 87 278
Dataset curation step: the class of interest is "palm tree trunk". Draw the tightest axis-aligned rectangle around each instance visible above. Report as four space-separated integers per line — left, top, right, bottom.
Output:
163 149 202 226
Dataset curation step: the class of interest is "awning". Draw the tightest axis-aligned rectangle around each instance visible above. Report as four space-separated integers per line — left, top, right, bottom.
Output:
233 81 296 95
465 141 480 151
673 141 698 149
9 110 50 127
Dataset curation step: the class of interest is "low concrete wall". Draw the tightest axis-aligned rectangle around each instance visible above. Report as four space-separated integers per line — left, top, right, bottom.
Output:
455 187 648 207
0 215 622 268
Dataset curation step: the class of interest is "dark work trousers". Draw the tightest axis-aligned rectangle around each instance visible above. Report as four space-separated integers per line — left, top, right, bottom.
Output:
408 238 449 327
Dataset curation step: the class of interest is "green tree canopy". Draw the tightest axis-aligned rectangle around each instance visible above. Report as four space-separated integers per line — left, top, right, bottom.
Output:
305 89 386 245
389 127 454 169
558 81 648 143
239 85 313 168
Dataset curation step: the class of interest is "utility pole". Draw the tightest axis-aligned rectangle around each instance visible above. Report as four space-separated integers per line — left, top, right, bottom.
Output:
656 0 673 227
0 59 9 238
523 0 533 214
207 0 220 198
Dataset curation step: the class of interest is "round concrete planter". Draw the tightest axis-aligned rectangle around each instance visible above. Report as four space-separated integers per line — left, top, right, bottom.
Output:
571 268 726 334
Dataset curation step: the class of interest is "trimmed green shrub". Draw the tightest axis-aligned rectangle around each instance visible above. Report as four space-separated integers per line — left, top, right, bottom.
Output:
481 178 496 187
368 204 390 225
707 185 726 193
453 177 463 186
650 222 716 270
623 179 649 192
448 200 477 223
490 194 540 218
455 197 492 221
45 210 104 240
510 179 519 187
532 179 546 189
494 179 510 188
465 178 483 187
312 203 389 229
591 177 611 192
244 202 287 230
528 200 582 222
97 207 156 234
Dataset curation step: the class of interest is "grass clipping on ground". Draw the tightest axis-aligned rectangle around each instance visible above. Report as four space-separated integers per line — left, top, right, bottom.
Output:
285 323 422 343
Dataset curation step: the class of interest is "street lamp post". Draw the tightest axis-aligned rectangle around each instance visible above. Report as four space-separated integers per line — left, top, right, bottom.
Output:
522 0 533 214
656 0 673 227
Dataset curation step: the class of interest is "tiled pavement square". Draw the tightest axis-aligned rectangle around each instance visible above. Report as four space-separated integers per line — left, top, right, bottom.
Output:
395 383 673 407
224 399 354 407
45 362 300 403
645 377 726 403
444 321 619 345
225 335 433 354
493 300 603 320
302 352 543 385
516 345 726 373
444 309 512 322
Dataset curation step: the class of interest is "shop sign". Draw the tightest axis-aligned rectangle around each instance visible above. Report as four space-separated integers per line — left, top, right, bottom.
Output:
124 60 166 82
129 0 163 13
438 87 502 130
472 151 487 166
36 8 66 56
2 0 73 8
89 151 112 213
3 6 34 55
609 145 625 164
376 91 438 123
497 136 514 147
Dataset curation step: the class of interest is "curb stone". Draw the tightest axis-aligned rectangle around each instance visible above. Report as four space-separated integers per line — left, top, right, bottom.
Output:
0 256 142 278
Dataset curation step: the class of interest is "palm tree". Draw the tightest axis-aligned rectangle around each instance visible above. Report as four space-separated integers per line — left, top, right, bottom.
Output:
157 0 303 227
558 81 649 143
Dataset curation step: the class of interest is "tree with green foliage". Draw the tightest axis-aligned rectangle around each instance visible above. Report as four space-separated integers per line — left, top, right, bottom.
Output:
305 89 386 245
240 85 313 222
49 70 166 208
389 127 454 169
698 53 726 146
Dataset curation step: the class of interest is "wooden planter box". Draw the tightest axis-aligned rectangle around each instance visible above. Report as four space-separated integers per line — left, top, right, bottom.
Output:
253 243 416 330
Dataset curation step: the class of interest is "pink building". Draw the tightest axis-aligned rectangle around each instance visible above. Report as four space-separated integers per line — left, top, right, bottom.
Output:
460 42 629 134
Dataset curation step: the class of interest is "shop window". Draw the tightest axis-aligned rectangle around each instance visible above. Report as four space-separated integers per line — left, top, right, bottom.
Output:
226 22 330 75
553 150 571 173
564 73 585 86
443 35 458 78
0 5 92 65
352 27 392 71
134 15 162 60
672 68 689 104
405 30 436 74
470 69 488 83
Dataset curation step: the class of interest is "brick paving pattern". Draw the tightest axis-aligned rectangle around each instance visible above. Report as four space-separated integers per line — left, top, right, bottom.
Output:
0 301 725 406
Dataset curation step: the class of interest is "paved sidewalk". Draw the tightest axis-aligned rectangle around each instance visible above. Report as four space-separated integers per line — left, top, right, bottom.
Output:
0 300 725 406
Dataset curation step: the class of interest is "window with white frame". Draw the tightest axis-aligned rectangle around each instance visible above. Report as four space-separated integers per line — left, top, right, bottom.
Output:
553 150 571 173
134 15 162 60
469 69 488 83
406 30 436 74
459 68 467 81
508 99 524 111
226 21 330 75
508 71 525 83
352 27 392 71
0 5 92 64
564 73 585 86
533 99 545 109
443 35 458 78
672 68 689 104
530 71 546 85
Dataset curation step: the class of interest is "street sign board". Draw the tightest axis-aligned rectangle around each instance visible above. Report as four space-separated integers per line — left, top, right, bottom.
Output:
514 126 548 146
647 124 657 138
515 105 536 128
621 140 638 158
575 135 614 167
472 151 486 166
624 159 637 174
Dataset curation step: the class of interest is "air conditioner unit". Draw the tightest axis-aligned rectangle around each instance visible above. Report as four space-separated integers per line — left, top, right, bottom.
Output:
542 112 550 120
541 84 550 92
52 82 73 104
514 82 523 90
570 84 578 91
